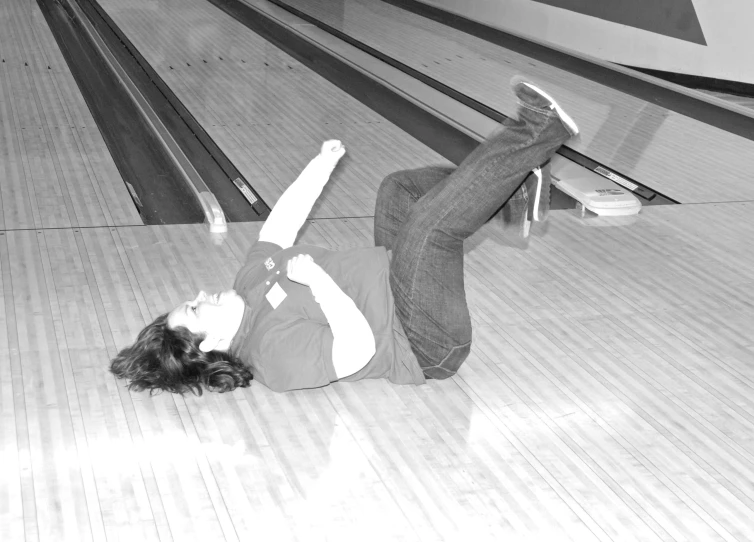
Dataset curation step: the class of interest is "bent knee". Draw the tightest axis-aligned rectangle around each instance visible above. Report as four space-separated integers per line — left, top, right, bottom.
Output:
418 340 471 380
378 169 413 195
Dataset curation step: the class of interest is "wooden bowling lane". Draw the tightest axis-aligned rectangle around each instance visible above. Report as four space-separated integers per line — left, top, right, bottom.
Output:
0 0 142 231
273 0 754 205
94 0 453 220
3 200 754 540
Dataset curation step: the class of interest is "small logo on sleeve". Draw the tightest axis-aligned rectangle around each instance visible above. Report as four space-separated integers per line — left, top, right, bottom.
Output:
264 257 275 270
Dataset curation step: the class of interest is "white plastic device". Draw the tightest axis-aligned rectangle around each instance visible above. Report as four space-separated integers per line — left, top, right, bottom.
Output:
550 155 642 217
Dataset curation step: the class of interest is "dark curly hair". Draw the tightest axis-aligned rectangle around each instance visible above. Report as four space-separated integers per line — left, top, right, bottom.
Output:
110 313 253 395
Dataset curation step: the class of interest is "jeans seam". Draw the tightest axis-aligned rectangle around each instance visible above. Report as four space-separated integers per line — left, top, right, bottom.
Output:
422 340 471 377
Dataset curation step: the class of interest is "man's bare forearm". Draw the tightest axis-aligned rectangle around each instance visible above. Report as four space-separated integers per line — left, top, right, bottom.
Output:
309 273 376 379
259 142 344 248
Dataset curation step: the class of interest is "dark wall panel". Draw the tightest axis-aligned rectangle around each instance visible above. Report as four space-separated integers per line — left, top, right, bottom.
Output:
531 0 706 44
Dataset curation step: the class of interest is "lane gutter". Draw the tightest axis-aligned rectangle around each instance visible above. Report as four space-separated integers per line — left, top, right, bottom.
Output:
41 0 271 228
67 0 232 231
74 0 270 223
38 0 205 224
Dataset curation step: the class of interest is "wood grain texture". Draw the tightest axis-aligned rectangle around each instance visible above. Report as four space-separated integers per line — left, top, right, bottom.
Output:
0 0 142 231
5 204 754 541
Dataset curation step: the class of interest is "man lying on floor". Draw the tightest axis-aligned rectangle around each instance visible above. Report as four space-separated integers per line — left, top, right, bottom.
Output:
110 77 579 394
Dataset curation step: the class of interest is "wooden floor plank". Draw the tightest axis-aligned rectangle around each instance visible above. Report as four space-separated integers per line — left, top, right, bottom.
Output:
8 229 93 542
39 229 109 541
0 66 37 230
1 205 752 541
0 0 141 231
0 232 31 542
83 226 179 541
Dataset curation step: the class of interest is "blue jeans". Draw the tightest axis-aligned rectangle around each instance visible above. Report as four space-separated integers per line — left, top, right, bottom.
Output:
374 83 574 379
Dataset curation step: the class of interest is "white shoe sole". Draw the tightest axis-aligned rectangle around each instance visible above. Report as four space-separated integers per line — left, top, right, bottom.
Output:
522 82 580 136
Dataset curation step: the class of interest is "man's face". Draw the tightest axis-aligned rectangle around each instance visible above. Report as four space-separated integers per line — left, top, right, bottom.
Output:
167 290 245 342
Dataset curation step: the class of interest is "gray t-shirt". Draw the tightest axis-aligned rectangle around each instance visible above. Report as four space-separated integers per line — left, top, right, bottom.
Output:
228 242 425 392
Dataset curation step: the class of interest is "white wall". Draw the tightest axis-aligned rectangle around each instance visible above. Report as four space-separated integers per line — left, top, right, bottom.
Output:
420 0 754 85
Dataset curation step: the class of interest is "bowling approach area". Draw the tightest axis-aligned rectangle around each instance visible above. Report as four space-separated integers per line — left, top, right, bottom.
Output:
1 0 753 541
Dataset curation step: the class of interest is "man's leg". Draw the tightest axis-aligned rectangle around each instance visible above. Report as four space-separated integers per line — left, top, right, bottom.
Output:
493 161 553 248
390 78 578 379
374 166 456 251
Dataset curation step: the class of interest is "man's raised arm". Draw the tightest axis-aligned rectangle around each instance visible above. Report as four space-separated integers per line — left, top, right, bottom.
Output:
258 140 346 249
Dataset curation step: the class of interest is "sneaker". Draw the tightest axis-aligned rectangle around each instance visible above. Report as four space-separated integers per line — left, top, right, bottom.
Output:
510 76 580 137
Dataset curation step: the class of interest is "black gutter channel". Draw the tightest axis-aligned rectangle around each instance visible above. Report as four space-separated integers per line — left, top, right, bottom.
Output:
627 65 754 98
254 0 676 205
75 0 270 222
37 0 203 224
382 0 754 142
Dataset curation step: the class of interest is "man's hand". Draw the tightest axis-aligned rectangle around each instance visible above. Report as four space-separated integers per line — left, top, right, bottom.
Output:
286 254 325 288
320 139 346 163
